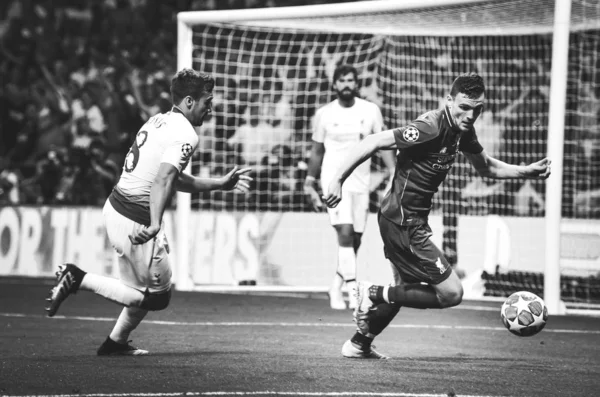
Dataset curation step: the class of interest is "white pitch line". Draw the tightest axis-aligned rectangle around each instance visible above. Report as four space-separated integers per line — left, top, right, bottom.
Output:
1 312 599 335
0 392 510 397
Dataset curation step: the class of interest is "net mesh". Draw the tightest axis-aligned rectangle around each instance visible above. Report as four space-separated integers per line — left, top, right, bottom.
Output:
186 0 600 303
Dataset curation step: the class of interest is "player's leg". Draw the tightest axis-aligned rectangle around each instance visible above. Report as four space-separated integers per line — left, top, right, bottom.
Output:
97 306 149 356
347 192 370 309
330 224 355 310
327 195 356 309
98 222 172 356
45 202 151 317
347 231 362 310
357 216 462 311
381 245 462 309
342 262 401 360
78 201 153 307
353 232 363 254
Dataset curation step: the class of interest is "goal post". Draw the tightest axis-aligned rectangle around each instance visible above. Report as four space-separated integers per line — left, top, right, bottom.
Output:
544 0 571 315
175 0 600 314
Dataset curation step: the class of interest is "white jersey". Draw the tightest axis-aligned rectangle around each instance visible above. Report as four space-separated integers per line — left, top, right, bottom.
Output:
312 98 383 193
109 109 198 225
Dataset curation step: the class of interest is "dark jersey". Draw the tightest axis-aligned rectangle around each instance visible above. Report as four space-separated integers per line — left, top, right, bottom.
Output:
380 106 483 226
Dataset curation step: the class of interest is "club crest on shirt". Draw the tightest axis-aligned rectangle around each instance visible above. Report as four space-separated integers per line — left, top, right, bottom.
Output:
435 257 447 274
403 126 419 142
181 143 193 159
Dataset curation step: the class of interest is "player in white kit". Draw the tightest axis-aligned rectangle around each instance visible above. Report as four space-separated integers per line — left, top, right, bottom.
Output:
304 64 395 310
45 69 252 355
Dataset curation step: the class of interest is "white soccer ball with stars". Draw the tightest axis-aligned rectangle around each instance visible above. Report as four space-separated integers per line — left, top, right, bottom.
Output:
500 291 548 337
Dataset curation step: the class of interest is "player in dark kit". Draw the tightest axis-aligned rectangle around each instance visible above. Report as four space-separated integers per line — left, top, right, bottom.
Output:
323 73 551 359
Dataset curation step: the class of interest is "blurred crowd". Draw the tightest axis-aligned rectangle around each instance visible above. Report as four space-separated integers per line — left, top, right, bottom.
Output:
0 0 353 211
1 0 599 218
0 0 180 205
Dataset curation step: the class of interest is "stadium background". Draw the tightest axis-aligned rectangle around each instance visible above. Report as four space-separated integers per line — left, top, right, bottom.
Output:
1 1 600 396
0 0 600 303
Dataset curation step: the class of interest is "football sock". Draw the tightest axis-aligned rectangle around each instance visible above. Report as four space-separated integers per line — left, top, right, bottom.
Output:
109 306 148 344
80 273 145 307
351 331 373 349
370 284 442 309
330 272 344 292
337 246 356 282
365 302 402 336
346 279 357 299
65 264 86 292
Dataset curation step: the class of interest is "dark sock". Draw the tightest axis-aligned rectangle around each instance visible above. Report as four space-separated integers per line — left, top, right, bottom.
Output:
350 331 373 349
65 263 86 292
387 283 442 309
366 303 401 335
368 285 386 304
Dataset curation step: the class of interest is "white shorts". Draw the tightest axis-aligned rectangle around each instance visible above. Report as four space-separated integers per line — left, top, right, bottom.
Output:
102 200 172 293
326 191 370 233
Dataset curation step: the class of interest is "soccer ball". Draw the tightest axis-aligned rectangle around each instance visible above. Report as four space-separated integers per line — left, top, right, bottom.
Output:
500 291 548 337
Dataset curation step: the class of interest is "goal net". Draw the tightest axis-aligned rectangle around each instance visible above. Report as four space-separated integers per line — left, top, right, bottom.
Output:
176 0 600 311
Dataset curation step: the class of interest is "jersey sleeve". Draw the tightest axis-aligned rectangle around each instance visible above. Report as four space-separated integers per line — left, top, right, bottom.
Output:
312 107 326 143
393 111 440 148
459 127 484 154
161 135 198 173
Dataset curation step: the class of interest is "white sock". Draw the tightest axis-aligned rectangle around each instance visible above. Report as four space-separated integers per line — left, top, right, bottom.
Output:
80 273 145 307
346 280 357 300
337 246 356 282
382 286 391 303
330 272 344 292
109 306 148 344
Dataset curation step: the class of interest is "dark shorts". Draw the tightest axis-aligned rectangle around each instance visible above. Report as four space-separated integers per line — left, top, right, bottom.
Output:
378 213 452 285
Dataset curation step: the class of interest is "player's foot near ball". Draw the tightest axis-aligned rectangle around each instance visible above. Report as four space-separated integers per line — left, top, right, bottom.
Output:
341 339 389 359
328 288 347 310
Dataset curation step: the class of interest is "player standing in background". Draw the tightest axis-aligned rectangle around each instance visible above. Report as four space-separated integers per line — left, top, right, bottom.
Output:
45 69 252 355
304 64 396 310
324 73 551 358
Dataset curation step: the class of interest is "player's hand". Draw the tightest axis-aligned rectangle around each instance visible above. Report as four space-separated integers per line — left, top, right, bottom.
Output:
303 184 324 211
129 224 160 245
526 158 551 179
323 180 343 208
221 166 253 192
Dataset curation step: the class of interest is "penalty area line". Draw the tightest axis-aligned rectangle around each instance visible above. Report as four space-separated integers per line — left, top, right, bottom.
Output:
1 312 599 334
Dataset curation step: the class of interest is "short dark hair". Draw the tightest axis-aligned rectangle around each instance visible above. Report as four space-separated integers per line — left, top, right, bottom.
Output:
333 64 359 85
170 68 214 105
450 72 485 98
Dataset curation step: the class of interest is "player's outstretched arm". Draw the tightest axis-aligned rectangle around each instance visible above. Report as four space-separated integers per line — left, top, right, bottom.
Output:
323 129 397 208
175 167 252 193
464 150 551 180
219 166 252 192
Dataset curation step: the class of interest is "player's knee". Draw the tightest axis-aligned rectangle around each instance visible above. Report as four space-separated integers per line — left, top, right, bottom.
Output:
438 287 463 308
338 234 354 247
140 288 172 311
335 225 355 246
